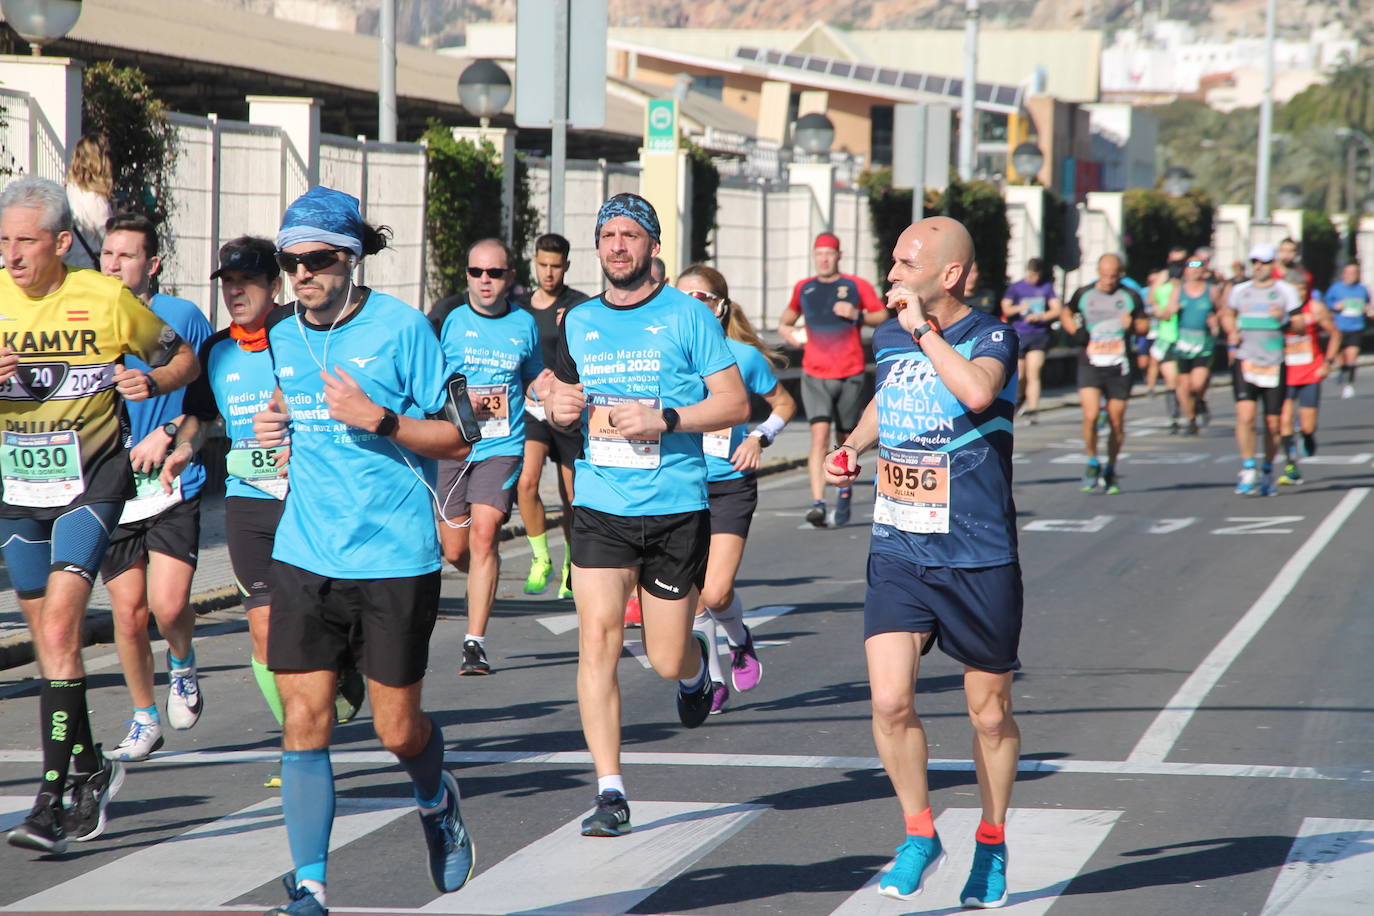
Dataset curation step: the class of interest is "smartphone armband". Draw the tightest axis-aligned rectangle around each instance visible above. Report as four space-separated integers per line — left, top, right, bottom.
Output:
434 373 483 443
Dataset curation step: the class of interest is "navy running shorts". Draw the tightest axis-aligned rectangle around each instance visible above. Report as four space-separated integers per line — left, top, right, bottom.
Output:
1285 381 1322 410
863 553 1023 674
226 496 285 611
0 501 122 598
707 474 758 538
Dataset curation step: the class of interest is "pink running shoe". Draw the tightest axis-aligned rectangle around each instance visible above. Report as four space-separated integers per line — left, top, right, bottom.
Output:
729 628 762 691
709 682 730 714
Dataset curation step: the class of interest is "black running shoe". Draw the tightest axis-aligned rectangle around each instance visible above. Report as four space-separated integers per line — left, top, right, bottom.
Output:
335 665 365 723
676 633 713 729
6 794 67 854
580 790 631 837
1302 432 1317 457
805 501 827 527
65 753 125 842
458 640 491 676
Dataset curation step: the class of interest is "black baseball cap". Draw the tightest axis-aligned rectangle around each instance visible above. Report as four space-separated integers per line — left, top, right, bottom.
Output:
211 236 279 280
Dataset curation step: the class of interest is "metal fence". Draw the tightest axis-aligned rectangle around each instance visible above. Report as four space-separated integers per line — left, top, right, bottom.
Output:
0 87 67 185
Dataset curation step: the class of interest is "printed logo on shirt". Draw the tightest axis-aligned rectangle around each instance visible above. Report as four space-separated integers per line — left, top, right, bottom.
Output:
466 329 480 338
279 366 295 378
645 325 668 335
225 372 241 382
836 286 849 299
991 330 1005 342
509 338 522 345
585 330 600 341
348 356 379 369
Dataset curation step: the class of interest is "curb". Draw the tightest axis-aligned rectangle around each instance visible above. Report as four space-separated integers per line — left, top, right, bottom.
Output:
0 455 811 672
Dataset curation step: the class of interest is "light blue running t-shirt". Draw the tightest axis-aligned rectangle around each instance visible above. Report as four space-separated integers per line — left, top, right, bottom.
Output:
706 338 780 483
434 300 542 461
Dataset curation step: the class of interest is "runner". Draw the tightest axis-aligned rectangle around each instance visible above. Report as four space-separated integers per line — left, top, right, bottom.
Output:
0 176 198 854
1144 247 1187 414
252 187 476 914
778 232 886 527
1160 251 1222 435
1061 254 1148 495
825 215 1022 908
546 192 748 838
1220 242 1303 497
677 264 796 713
515 233 586 600
96 212 214 761
1323 261 1369 399
1000 257 1059 424
1277 273 1341 485
431 238 542 676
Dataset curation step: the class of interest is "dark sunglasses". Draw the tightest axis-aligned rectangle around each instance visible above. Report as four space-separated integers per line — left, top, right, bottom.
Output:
467 266 509 279
1187 260 1205 267
1252 258 1275 265
275 247 349 273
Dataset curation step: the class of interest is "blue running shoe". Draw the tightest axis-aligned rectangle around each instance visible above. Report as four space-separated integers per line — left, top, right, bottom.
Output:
263 875 327 915
420 771 475 893
960 840 1009 908
877 833 945 900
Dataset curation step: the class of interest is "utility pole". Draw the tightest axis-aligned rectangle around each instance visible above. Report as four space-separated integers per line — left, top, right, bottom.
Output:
379 0 397 142
1254 0 1276 220
959 0 979 181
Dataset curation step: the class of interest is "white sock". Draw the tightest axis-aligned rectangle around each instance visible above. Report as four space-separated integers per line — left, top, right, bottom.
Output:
464 633 486 648
709 593 748 647
694 613 725 685
299 879 326 907
678 643 706 692
597 774 626 797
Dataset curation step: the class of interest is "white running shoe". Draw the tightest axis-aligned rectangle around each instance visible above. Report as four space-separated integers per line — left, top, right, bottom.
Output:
1341 384 1355 399
108 716 164 761
166 654 204 730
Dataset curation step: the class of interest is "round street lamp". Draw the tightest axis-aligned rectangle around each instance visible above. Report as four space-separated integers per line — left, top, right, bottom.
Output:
793 112 835 156
457 59 512 129
1 0 81 55
1276 183 1304 210
1162 165 1194 196
1011 141 1044 184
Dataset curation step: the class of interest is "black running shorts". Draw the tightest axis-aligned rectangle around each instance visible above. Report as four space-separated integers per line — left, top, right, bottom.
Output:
267 562 440 687
707 474 759 538
570 505 709 600
1232 362 1286 414
525 412 583 470
226 496 285 611
1076 363 1132 401
99 495 202 583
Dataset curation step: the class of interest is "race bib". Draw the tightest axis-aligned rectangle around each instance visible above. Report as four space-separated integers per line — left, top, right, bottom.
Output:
1241 360 1281 388
469 384 510 439
119 469 183 525
587 393 661 469
873 446 950 534
1024 297 1046 315
1340 298 1365 319
226 439 288 499
1086 336 1127 368
1 430 85 508
703 428 733 459
1175 328 1208 357
1284 334 1314 367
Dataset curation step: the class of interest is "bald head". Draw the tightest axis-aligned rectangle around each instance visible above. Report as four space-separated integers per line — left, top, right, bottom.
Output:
888 216 976 311
899 217 974 271
1096 253 1123 291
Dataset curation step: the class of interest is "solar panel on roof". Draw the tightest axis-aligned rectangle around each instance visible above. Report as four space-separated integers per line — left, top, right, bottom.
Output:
901 73 920 89
783 53 804 67
806 58 826 72
878 68 899 85
832 62 854 78
854 65 875 80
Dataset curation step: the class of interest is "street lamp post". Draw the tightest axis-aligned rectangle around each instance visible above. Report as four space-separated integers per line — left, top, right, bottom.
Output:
1162 166 1194 197
458 60 512 130
1011 142 1043 185
793 113 835 159
1 0 81 54
791 113 836 233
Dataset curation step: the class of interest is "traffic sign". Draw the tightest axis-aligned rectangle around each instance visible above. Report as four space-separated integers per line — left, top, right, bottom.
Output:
645 99 677 154
514 0 607 129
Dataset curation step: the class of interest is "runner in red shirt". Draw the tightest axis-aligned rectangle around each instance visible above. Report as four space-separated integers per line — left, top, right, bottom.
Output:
1277 273 1340 485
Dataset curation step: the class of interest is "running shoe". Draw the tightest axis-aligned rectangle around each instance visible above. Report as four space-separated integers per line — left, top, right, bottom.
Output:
1080 462 1101 493
6 794 66 854
64 753 124 842
1259 468 1278 497
1342 383 1355 399
335 665 365 723
1277 463 1303 485
419 770 475 893
709 682 729 715
166 653 203 730
1102 468 1121 495
676 632 713 729
264 765 282 789
1197 399 1211 427
624 593 643 628
108 716 164 761
580 790 631 837
833 488 852 526
878 833 945 900
1302 432 1317 457
1168 419 1180 435
558 562 573 599
523 556 553 594
263 875 327 916
1235 465 1259 495
805 500 827 528
1183 419 1199 436
729 627 763 692
960 840 1009 908
458 640 491 676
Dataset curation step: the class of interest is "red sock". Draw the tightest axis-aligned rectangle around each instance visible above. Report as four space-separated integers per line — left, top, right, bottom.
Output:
976 819 1005 845
903 808 935 837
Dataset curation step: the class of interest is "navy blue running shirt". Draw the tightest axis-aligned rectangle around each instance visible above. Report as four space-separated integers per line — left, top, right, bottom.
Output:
869 310 1019 568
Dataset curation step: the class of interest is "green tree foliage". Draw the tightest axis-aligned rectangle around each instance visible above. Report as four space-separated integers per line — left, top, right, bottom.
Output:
1123 188 1214 283
1299 209 1339 291
81 62 178 236
684 141 720 263
1280 61 1374 138
422 121 537 303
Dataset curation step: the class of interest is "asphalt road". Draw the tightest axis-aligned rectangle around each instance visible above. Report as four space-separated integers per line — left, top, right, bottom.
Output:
1 378 1372 915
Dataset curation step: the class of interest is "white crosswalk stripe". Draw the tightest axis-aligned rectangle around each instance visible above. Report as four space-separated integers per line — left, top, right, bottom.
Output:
5 796 413 911
0 795 32 835
1259 817 1374 914
421 800 765 914
827 807 1121 915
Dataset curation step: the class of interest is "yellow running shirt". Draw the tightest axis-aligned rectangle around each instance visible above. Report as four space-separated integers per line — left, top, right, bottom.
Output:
0 267 176 518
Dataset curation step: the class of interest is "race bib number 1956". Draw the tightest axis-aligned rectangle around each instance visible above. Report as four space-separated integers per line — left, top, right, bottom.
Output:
873 446 950 534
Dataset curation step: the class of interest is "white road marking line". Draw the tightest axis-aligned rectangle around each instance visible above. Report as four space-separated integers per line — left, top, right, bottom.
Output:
0 750 1359 782
827 807 1121 915
1127 487 1370 765
536 612 580 635
1259 817 1374 914
1022 515 1115 533
419 800 765 914
1147 517 1197 534
1299 453 1372 464
3 797 412 911
0 795 30 834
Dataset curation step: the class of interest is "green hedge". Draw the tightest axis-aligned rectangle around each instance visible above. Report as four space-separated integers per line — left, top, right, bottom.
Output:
685 141 720 264
1300 210 1339 292
1122 188 1214 284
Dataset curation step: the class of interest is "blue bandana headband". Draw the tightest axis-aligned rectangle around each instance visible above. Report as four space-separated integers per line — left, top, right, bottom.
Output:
277 186 365 256
595 193 661 245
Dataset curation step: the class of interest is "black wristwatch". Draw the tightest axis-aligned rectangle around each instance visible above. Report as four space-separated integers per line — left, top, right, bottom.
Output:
661 407 681 433
145 374 162 398
374 407 399 438
912 322 934 342
161 421 179 438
